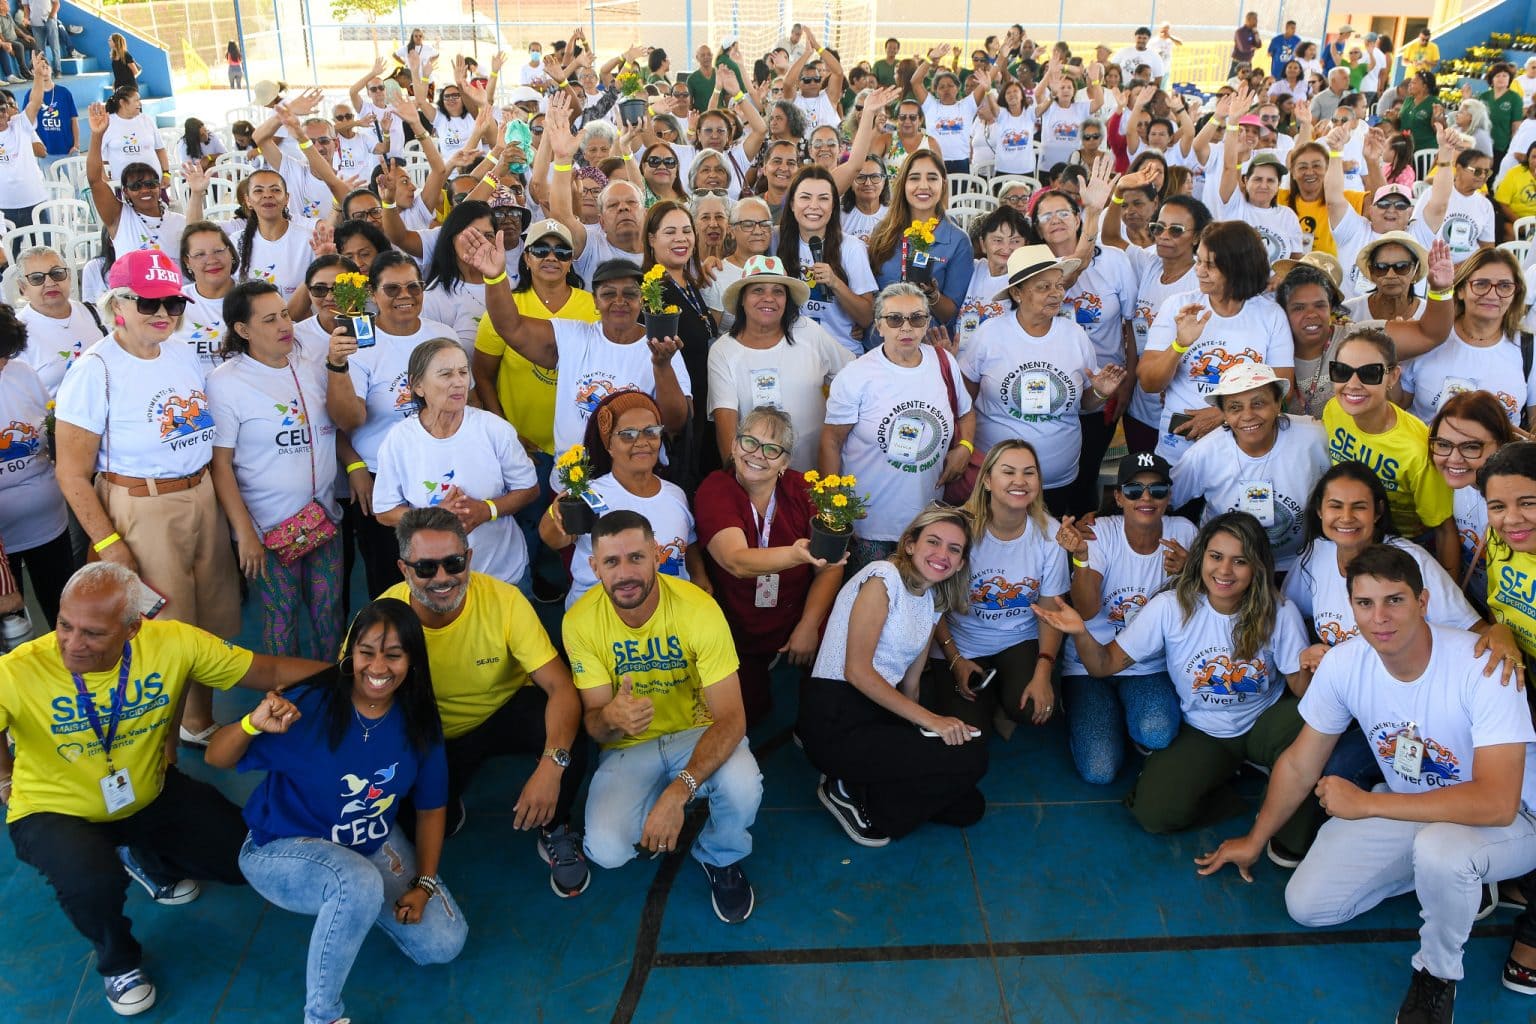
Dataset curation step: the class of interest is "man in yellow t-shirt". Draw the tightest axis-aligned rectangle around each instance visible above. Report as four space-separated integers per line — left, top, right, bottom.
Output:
567 509 761 923
1400 30 1440 77
383 507 589 896
0 563 331 1017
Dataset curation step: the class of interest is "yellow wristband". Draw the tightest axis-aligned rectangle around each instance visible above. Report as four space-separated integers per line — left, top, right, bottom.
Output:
552 162 573 172
1427 288 1452 302
240 714 262 736
956 438 974 453
92 532 122 554
1171 340 1190 354
483 174 499 188
381 200 397 209
483 270 508 286
345 461 368 474
1328 150 1342 158
298 140 313 150
732 92 746 103
1225 124 1239 132
1111 195 1125 205
484 499 499 521
621 153 634 162
1071 556 1089 568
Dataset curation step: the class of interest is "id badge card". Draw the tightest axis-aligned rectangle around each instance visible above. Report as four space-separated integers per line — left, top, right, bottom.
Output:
100 767 136 814
1393 734 1424 781
1238 479 1276 528
1018 371 1052 415
755 573 780 608
889 414 926 463
750 369 783 410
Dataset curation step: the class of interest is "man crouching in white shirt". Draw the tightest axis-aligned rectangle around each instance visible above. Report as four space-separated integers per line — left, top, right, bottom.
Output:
1197 543 1536 1024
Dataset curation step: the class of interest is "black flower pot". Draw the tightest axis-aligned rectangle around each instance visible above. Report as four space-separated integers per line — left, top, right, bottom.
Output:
645 309 680 341
904 250 934 287
809 519 852 563
559 496 595 536
618 97 648 125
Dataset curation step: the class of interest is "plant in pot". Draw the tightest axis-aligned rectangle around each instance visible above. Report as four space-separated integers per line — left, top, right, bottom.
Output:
331 270 374 343
641 264 681 340
616 69 649 125
555 444 597 535
803 470 869 563
902 216 940 287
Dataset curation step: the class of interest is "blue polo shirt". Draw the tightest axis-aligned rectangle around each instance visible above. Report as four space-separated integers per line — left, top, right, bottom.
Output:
869 216 973 346
28 84 77 156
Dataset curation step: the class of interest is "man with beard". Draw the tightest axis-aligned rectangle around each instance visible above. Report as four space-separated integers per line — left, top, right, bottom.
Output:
566 510 761 923
382 507 590 897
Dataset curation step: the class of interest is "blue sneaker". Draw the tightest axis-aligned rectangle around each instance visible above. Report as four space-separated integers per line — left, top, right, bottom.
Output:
538 824 591 897
103 967 155 1016
116 846 199 905
699 860 755 923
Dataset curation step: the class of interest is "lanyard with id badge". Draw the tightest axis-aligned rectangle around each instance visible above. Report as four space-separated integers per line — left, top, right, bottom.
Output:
754 492 779 608
72 643 139 815
1393 724 1426 782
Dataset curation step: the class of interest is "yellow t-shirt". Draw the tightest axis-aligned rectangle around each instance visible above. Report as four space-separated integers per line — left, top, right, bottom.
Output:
1486 536 1536 657
1277 189 1365 256
382 572 560 739
473 288 599 455
1400 41 1440 74
1495 165 1536 221
1323 397 1452 537
0 621 253 823
565 574 739 750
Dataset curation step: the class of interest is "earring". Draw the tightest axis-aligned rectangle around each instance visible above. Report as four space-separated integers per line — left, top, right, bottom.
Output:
113 315 126 326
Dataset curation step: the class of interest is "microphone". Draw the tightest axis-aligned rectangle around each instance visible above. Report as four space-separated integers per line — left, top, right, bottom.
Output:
807 236 823 264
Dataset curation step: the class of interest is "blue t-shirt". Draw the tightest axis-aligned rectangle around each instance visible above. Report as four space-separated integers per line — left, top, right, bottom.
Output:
239 683 448 854
28 85 78 157
1268 34 1301 79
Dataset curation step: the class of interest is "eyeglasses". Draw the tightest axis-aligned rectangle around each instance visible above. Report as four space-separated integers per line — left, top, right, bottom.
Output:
527 241 574 260
854 172 885 184
879 312 930 328
736 434 788 460
133 295 189 316
308 282 337 297
377 281 424 297
335 112 355 120
1120 482 1171 500
1328 359 1387 385
312 136 335 146
1467 278 1517 297
531 124 545 134
350 206 384 221
22 266 69 286
733 218 772 231
614 424 666 443
693 188 729 198
1429 437 1488 459
1037 208 1076 223
800 75 822 83
442 92 462 101
403 554 468 579
1259 115 1280 124
1146 221 1189 238
896 113 922 122
645 155 679 169
490 208 526 222
1080 133 1102 142
368 84 385 92
122 178 160 192
1370 259 1416 275
1331 116 1352 124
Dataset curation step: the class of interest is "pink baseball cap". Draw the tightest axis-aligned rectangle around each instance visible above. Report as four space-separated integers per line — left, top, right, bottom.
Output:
107 250 184 299
1236 114 1263 128
1373 183 1413 203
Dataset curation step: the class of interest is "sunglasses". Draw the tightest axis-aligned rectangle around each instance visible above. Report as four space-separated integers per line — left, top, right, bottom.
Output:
645 156 679 169
133 295 189 316
809 139 839 151
335 112 355 120
737 434 788 459
368 84 385 92
531 124 545 134
1464 166 1492 178
800 75 822 83
377 281 424 297
614 424 666 443
1429 437 1488 460
1373 199 1412 211
1080 134 1103 142
23 266 69 286
490 208 526 222
1370 259 1416 275
1328 359 1387 385
693 188 729 198
308 282 338 297
1120 482 1171 500
403 554 468 579
1146 221 1189 238
527 241 574 260
1467 278 1517 297
122 178 161 192
879 312 930 328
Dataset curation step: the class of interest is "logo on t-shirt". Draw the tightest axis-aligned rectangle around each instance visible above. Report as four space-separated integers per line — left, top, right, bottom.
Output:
1105 590 1147 627
335 762 400 847
1187 648 1269 702
1001 129 1031 150
1068 290 1103 326
1254 226 1287 263
1317 619 1354 646
420 469 456 506
51 672 169 751
574 375 630 415
657 537 688 576
1001 360 1077 422
0 420 42 463
185 319 222 359
969 573 1042 617
389 371 414 412
1440 213 1480 253
1189 347 1262 386
1374 724 1462 784
876 400 947 472
934 116 964 136
150 388 215 445
121 133 142 154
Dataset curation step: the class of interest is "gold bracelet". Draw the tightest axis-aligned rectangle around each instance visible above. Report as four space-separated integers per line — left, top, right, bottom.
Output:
483 270 508 286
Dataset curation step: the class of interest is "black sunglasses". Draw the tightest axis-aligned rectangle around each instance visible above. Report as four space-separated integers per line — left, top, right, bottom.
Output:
1374 199 1412 211
122 178 161 192
879 313 930 328
645 155 679 169
527 241 574 260
1328 360 1387 385
402 554 468 579
23 267 70 286
1120 482 1171 500
1370 259 1416 275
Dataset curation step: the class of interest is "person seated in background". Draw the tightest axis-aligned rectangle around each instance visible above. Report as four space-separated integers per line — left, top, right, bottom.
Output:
1198 544 1536 1024
566 510 762 924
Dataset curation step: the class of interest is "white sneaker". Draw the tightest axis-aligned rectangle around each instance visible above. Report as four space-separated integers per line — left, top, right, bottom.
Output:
103 968 155 1016
1 609 31 642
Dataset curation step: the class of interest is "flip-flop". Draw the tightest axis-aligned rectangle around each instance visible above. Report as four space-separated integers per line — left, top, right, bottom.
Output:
178 723 220 748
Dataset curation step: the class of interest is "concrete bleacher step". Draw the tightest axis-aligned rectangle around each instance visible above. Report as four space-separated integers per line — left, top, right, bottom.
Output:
56 56 98 76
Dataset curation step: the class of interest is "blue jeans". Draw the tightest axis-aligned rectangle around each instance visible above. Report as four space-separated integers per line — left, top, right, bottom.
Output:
1062 670 1182 785
239 828 467 1024
36 16 62 72
584 726 763 870
0 46 18 78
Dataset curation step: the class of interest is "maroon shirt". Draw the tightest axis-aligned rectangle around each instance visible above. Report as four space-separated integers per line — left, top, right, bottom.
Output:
695 469 816 651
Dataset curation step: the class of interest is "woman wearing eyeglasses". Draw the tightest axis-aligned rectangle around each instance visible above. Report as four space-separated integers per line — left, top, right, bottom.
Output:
1342 232 1428 322
1417 134 1496 265
874 98 940 176
292 255 358 367
1427 391 1516 603
702 197 774 330
1400 248 1528 426
541 389 703 609
841 156 889 244
954 206 1029 358
13 245 109 399
170 222 239 373
325 251 457 595
696 406 845 723
53 250 243 745
638 141 689 206
86 102 186 262
432 84 475 163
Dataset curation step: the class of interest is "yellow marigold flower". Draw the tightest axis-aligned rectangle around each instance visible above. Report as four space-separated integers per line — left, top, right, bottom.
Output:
803 470 820 483
822 474 840 488
568 466 584 482
643 265 665 282
832 493 848 507
842 474 856 486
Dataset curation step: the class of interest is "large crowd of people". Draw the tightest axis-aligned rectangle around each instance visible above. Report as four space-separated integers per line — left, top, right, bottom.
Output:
2 16 1536 1024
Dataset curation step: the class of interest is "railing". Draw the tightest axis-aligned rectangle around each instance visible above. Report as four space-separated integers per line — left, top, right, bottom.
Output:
64 0 168 49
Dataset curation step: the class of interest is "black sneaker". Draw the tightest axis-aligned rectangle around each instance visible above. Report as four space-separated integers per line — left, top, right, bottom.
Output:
537 824 591 897
1396 967 1455 1024
1266 838 1304 869
817 777 890 848
1475 881 1497 921
1505 954 1536 996
699 860 755 923
103 967 155 1016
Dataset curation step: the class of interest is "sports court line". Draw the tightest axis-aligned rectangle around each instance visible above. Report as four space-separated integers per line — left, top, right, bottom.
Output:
647 923 1517 969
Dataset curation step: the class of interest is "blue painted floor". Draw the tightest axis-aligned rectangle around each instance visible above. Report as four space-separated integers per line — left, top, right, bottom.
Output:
3 575 1533 1023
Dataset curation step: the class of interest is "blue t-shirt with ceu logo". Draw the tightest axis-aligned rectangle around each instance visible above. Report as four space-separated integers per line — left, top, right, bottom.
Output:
26 86 78 156
238 679 447 854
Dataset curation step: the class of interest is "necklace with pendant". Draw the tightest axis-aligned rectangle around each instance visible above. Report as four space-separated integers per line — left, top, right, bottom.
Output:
353 703 391 742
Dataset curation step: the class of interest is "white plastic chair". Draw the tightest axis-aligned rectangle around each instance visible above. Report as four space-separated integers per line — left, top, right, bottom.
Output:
47 154 90 193
1513 216 1536 242
31 198 92 235
210 161 254 184
2 224 76 261
1499 240 1530 264
225 105 266 127
41 180 75 202
947 172 988 196
990 174 1041 198
1413 148 1439 181
0 265 21 307
204 203 241 222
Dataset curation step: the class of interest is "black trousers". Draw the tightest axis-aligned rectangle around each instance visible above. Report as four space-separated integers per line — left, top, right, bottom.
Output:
7 527 77 630
1068 410 1118 517
798 676 988 839
345 490 404 599
8 767 247 976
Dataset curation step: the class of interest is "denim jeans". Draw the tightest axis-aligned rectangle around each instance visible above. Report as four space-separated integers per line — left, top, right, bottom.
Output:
35 16 61 72
239 827 468 1024
583 726 762 870
0 45 18 78
1062 670 1182 785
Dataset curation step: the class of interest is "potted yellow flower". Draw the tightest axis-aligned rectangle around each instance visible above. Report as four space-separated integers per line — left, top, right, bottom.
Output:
330 271 375 347
555 444 597 535
902 216 940 287
616 69 649 125
803 470 869 562
640 264 682 341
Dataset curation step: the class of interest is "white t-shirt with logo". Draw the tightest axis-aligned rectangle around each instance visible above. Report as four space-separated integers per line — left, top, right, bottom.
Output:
0 359 68 552
170 284 230 373
55 335 216 478
1301 625 1536 806
948 516 1070 659
373 406 538 586
343 319 455 470
275 152 336 224
990 108 1037 175
433 112 476 162
841 205 886 245
1065 246 1138 367
98 112 163 185
218 217 318 300
961 314 1099 490
1111 46 1165 82
1170 416 1329 570
955 261 1011 361
824 344 969 542
548 320 692 467
334 131 376 178
1412 186 1495 264
1399 328 1536 427
0 115 49 209
921 95 979 164
112 206 187 263
1061 514 1200 677
799 235 879 356
1215 192 1304 262
1128 254 1196 427
706 321 852 472
1116 590 1309 738
16 302 105 397
207 353 340 531
1283 535 1480 647
792 91 841 132
564 472 695 609
1039 100 1091 172
357 101 406 160
1144 289 1294 463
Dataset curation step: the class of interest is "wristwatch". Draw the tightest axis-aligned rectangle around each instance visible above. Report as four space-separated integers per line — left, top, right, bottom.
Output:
542 746 571 768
